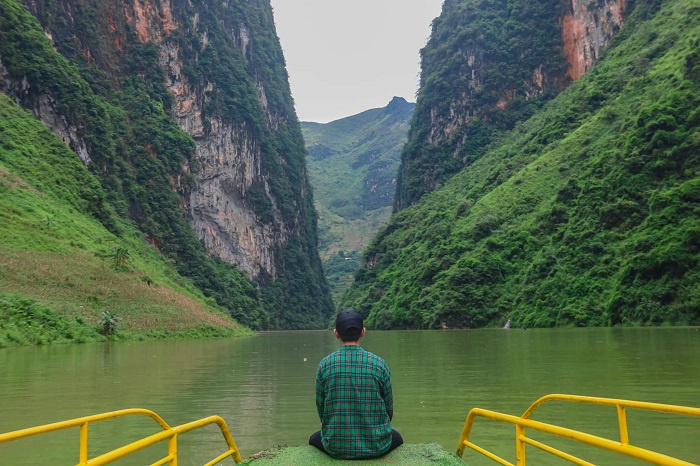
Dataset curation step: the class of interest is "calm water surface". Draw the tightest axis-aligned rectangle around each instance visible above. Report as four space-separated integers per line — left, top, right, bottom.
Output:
1 328 699 465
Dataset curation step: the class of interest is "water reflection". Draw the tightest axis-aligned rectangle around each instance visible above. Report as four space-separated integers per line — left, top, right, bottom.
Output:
1 328 698 464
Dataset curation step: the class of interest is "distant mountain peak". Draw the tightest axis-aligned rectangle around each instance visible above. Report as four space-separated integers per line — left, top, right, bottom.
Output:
387 96 411 108
382 96 415 120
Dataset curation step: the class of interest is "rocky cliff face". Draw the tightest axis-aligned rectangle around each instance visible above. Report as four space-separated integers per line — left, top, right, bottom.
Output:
116 1 295 278
562 0 627 80
154 13 284 279
394 0 629 211
0 0 333 328
186 118 283 278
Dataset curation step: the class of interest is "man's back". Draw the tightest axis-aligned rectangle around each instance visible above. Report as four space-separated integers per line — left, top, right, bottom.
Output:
315 345 393 459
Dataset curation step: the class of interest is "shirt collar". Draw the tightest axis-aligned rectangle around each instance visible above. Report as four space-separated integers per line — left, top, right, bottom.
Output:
339 345 363 350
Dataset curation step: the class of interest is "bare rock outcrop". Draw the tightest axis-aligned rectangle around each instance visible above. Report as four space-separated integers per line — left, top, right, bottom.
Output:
127 0 288 279
562 0 627 80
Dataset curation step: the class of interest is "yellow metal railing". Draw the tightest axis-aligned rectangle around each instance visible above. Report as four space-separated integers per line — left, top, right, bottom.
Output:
456 394 700 466
0 408 243 465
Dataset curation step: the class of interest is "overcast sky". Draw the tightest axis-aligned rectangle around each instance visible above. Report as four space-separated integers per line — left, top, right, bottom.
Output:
269 0 444 123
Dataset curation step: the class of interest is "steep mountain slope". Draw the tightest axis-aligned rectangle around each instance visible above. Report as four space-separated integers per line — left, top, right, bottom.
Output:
0 0 333 329
342 0 700 328
394 0 627 210
301 97 414 301
1 93 248 346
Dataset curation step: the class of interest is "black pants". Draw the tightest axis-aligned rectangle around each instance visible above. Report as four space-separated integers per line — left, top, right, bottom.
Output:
309 429 404 457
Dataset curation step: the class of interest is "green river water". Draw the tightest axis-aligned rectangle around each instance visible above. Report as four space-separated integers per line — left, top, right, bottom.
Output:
1 328 699 465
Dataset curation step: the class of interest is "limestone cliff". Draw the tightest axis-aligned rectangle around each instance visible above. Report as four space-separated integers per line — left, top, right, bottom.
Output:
157 27 282 279
562 0 627 80
112 1 297 279
394 0 628 211
0 0 333 328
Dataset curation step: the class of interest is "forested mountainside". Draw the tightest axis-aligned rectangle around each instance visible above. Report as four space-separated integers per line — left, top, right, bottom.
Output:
395 0 626 210
0 0 333 330
301 97 414 302
342 0 700 328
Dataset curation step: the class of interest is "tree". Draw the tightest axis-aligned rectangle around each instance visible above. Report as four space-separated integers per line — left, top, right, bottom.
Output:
98 310 121 337
110 246 131 268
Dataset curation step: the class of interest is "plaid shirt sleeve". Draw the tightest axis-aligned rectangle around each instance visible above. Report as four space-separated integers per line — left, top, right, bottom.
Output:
380 364 393 420
315 363 324 420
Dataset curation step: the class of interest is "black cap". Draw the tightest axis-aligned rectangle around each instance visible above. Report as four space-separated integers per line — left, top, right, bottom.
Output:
335 308 363 336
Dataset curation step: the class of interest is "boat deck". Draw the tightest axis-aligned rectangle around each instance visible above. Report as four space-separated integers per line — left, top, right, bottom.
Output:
240 443 465 465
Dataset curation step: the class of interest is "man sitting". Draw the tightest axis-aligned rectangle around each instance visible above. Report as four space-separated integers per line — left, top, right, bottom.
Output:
309 308 404 458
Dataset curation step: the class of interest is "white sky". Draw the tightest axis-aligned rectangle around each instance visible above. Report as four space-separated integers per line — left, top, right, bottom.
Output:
269 0 444 123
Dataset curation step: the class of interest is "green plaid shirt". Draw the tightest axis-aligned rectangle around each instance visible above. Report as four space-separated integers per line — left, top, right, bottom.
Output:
315 345 394 459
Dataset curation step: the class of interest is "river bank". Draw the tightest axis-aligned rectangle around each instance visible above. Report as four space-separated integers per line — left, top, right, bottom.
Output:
0 292 251 348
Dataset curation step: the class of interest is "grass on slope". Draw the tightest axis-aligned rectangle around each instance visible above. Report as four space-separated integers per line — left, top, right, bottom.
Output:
0 93 250 347
342 0 700 329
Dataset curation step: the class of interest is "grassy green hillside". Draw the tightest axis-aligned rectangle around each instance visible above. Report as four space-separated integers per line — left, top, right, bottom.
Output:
0 0 332 330
341 0 700 328
301 97 414 302
0 93 251 347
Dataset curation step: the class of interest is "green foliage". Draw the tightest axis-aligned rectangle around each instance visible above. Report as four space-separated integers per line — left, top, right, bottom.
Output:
342 0 700 329
0 293 102 347
110 246 131 268
98 309 121 337
302 98 415 220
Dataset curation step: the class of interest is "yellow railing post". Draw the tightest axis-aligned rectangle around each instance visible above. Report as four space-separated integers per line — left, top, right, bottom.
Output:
515 424 526 466
168 434 178 466
79 422 88 465
617 404 629 445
